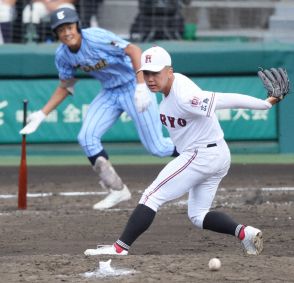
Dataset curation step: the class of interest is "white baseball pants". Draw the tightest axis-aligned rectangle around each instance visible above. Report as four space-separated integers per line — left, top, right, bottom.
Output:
139 139 231 229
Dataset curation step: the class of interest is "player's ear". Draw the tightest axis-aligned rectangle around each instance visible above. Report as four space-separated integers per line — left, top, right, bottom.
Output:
51 25 61 41
76 22 81 33
168 67 173 79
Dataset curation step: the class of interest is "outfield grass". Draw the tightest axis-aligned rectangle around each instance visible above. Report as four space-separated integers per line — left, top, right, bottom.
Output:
1 154 294 166
1 143 294 166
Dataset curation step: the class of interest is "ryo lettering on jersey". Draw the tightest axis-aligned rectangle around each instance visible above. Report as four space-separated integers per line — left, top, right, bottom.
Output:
160 114 187 128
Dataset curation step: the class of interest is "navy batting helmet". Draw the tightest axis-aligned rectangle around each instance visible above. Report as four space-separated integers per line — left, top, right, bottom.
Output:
50 8 79 31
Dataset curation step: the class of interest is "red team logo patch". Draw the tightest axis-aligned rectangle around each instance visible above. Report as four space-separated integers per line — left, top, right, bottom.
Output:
145 55 152 63
191 96 202 107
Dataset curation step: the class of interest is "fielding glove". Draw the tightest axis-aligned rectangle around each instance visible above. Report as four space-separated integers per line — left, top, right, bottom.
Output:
134 83 152 112
258 67 290 102
19 110 46 135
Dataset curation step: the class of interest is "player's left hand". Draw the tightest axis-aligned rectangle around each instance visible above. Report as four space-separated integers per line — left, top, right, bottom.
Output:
134 83 152 112
258 67 290 102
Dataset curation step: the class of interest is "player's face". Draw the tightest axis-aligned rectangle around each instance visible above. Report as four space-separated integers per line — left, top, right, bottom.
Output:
143 67 174 96
56 23 81 51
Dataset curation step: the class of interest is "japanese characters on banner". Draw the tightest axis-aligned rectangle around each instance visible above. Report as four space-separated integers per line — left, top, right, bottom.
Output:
0 77 277 143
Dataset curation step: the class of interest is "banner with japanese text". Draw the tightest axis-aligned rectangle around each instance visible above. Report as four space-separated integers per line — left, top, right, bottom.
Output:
0 76 277 144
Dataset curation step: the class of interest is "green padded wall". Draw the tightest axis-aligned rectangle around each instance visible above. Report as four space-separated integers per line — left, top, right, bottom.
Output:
0 41 293 152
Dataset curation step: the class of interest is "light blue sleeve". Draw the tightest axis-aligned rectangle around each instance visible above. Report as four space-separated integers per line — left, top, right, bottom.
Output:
55 46 76 81
82 27 130 52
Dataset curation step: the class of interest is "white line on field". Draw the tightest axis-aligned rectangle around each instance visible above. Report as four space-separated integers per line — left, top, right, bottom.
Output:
0 187 293 200
261 187 294 192
59 192 107 196
0 191 108 199
235 187 294 192
0 194 16 199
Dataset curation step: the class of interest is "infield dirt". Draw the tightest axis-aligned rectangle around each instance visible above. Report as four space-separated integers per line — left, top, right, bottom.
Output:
0 164 293 282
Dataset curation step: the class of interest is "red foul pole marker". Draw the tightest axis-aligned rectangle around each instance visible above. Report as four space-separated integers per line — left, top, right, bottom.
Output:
18 100 28 209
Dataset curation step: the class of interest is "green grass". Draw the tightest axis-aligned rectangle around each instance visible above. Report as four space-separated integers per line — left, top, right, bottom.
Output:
2 154 294 166
231 154 294 164
1 143 294 166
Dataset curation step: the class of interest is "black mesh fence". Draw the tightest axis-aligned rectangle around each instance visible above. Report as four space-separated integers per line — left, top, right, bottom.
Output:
0 0 102 43
0 0 279 44
130 0 188 42
0 0 191 44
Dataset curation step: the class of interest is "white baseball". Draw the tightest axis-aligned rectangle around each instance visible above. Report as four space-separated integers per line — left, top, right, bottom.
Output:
208 258 221 271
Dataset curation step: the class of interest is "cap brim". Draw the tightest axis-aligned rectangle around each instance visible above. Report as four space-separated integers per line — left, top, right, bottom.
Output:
52 19 78 30
137 64 165 73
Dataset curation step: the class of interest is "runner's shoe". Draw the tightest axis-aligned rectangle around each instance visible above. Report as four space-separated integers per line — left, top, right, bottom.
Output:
93 185 131 210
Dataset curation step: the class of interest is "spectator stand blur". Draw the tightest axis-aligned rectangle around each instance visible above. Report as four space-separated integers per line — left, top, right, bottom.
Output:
22 0 76 43
0 0 16 44
76 0 103 29
3 0 292 45
130 0 191 42
266 0 294 43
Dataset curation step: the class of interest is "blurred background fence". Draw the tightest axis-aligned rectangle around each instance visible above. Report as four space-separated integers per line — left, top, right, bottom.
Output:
1 0 294 44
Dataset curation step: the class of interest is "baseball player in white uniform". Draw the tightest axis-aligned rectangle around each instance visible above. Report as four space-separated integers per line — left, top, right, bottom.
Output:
83 46 285 256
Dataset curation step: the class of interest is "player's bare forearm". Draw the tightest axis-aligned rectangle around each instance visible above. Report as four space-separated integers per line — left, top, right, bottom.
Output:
136 70 144 84
42 86 69 115
266 96 279 105
124 44 144 84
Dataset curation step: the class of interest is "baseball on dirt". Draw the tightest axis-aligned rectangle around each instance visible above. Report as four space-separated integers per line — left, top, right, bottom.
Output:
208 258 221 271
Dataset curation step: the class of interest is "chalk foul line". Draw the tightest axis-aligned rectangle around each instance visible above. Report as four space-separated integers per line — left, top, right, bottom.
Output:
0 191 108 199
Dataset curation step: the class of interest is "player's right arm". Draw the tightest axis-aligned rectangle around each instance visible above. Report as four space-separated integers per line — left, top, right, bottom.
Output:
20 47 76 135
214 67 289 110
213 92 273 110
42 85 69 115
19 85 70 135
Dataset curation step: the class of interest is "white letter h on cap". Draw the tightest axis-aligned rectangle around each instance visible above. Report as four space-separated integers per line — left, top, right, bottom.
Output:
145 55 152 63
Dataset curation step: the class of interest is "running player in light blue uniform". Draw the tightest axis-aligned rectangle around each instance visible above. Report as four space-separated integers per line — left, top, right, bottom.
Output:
55 27 174 158
19 8 177 210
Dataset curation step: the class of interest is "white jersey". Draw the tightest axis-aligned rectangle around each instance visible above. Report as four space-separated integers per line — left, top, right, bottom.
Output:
159 73 223 153
139 63 272 238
